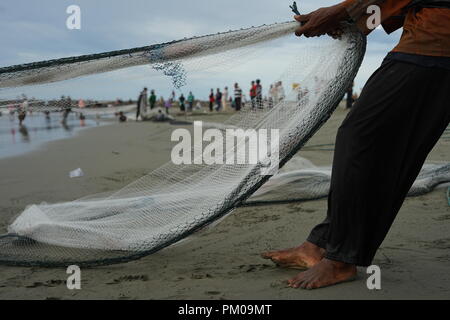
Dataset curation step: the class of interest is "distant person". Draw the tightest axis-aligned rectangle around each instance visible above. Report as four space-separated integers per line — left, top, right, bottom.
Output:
66 96 72 109
79 113 86 127
136 87 148 121
62 108 71 124
18 100 28 125
154 109 172 122
179 94 186 112
61 98 72 123
255 79 263 108
223 86 229 111
263 0 450 290
119 111 127 122
269 82 276 106
78 99 86 108
234 83 243 111
18 111 26 126
241 94 248 109
187 92 195 111
149 90 157 110
164 98 172 114
209 89 215 112
268 84 275 108
156 109 164 121
250 81 257 108
277 81 285 102
215 88 223 111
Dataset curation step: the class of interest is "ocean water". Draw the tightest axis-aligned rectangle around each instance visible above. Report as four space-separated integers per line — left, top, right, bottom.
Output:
0 111 104 159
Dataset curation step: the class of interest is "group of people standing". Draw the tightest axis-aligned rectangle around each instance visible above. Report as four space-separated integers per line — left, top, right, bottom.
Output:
209 80 266 112
208 83 245 112
137 78 281 120
178 92 196 112
209 88 225 112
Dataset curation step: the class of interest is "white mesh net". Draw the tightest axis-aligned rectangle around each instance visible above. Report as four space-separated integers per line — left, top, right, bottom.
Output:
0 21 367 266
247 158 450 205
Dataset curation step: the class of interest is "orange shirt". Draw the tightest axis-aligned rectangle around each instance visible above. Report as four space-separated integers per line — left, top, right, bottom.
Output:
341 0 450 57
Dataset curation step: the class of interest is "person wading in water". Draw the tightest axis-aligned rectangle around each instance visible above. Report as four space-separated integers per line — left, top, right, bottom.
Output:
263 0 450 289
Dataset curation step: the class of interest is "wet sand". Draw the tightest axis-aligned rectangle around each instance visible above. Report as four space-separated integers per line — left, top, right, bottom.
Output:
0 107 449 300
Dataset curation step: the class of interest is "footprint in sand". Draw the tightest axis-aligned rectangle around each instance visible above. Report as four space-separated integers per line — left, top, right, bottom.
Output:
191 273 212 280
26 279 66 288
237 264 272 273
106 274 149 285
433 214 450 221
428 238 450 249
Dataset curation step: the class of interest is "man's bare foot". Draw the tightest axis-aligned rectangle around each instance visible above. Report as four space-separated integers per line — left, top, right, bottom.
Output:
261 241 325 269
287 258 357 289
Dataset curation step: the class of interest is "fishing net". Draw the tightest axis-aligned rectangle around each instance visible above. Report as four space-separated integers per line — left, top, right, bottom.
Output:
246 158 450 205
0 20 367 267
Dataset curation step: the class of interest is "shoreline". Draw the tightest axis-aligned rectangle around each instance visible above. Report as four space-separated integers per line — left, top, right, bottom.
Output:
0 122 107 161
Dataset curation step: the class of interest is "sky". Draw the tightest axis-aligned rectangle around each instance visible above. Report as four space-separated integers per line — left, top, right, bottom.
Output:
0 0 403 100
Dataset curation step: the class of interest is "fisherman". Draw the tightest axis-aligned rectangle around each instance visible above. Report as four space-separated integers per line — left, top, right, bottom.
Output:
61 108 71 124
149 89 157 110
179 93 186 112
136 87 148 121
263 0 450 289
17 100 28 126
277 81 285 102
187 91 195 111
215 88 223 111
118 111 127 123
234 83 243 111
223 86 229 111
18 111 26 126
209 89 215 112
255 79 263 108
250 80 257 108
17 104 28 126
164 97 172 115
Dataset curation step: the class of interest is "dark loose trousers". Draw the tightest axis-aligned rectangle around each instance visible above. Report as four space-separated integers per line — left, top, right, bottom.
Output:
235 97 242 111
307 59 450 266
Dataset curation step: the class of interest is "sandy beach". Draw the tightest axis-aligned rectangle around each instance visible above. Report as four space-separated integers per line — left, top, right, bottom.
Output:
0 107 449 300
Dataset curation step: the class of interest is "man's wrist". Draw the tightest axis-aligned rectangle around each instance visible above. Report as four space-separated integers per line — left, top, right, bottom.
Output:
335 3 352 21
